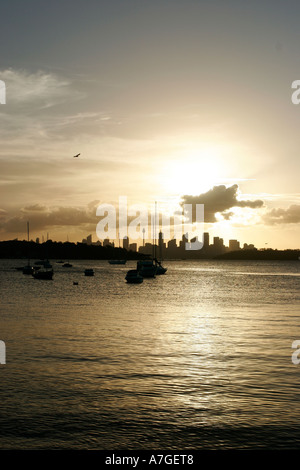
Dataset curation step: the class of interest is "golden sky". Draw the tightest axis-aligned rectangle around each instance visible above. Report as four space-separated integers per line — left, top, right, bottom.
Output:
0 1 299 249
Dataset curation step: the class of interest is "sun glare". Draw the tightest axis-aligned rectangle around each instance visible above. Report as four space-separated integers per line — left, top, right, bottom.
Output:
163 144 226 196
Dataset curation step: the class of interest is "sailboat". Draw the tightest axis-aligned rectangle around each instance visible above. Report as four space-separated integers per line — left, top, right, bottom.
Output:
32 264 53 280
32 241 54 280
137 259 157 278
155 259 167 275
136 203 159 278
154 230 167 274
153 203 167 275
23 222 34 275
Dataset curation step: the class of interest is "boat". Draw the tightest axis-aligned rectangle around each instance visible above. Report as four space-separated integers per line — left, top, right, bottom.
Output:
32 267 53 280
146 203 167 276
137 260 157 278
62 262 73 268
32 247 53 279
23 264 34 275
154 258 167 275
125 269 143 284
108 259 127 265
84 268 94 276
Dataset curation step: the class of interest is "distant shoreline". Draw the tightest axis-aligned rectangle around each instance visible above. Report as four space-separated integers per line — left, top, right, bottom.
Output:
0 240 299 261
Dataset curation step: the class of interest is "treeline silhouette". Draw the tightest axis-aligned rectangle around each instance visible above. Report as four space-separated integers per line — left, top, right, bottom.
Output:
0 240 146 260
0 240 299 261
215 248 300 261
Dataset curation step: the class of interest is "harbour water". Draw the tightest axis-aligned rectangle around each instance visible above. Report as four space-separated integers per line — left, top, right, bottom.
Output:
0 259 299 450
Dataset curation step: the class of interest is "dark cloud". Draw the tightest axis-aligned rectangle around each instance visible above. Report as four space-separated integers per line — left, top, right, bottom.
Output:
180 184 264 222
263 204 300 225
0 202 100 234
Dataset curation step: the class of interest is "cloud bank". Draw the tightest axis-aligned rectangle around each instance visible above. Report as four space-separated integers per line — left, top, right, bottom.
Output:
180 184 264 222
0 201 100 236
263 204 300 225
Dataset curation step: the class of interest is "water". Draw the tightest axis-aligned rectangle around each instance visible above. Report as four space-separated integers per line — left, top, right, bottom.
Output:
0 259 299 450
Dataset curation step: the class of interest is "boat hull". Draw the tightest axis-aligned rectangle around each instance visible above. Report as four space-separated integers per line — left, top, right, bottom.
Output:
23 265 34 275
137 260 157 278
125 270 143 283
108 260 127 265
32 270 53 280
84 269 94 276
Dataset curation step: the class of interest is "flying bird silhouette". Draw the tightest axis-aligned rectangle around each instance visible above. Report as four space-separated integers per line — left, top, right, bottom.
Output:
73 153 80 158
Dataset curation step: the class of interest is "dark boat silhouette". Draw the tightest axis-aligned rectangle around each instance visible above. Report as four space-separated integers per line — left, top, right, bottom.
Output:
154 258 167 275
62 262 72 267
23 265 34 275
125 269 143 283
137 260 157 278
108 259 127 265
84 268 94 276
32 263 53 280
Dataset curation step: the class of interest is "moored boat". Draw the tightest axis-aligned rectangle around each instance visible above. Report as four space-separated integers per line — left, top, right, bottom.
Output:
154 258 167 275
32 267 53 280
84 268 94 276
137 260 157 278
125 269 143 283
108 259 127 265
23 264 34 275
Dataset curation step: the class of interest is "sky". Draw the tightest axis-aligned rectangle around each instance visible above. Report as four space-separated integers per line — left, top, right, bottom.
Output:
0 0 299 249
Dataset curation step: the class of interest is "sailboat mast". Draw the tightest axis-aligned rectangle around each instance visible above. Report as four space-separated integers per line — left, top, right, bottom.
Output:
27 221 30 265
154 201 157 260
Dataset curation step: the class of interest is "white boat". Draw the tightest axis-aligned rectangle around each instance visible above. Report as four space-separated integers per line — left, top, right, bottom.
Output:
125 269 143 284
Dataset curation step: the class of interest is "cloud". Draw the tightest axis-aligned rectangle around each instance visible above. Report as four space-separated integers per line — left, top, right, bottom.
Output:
0 209 7 220
180 184 264 222
0 201 101 235
263 204 300 225
0 68 81 107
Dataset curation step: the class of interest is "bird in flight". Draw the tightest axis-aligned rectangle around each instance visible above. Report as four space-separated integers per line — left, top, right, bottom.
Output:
73 153 80 158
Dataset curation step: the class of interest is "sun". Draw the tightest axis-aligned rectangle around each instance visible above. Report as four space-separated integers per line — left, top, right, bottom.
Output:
161 144 226 196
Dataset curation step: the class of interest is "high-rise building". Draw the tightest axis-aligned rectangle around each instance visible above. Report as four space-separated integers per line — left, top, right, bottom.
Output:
203 232 209 248
229 239 240 251
129 243 137 252
123 236 129 250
